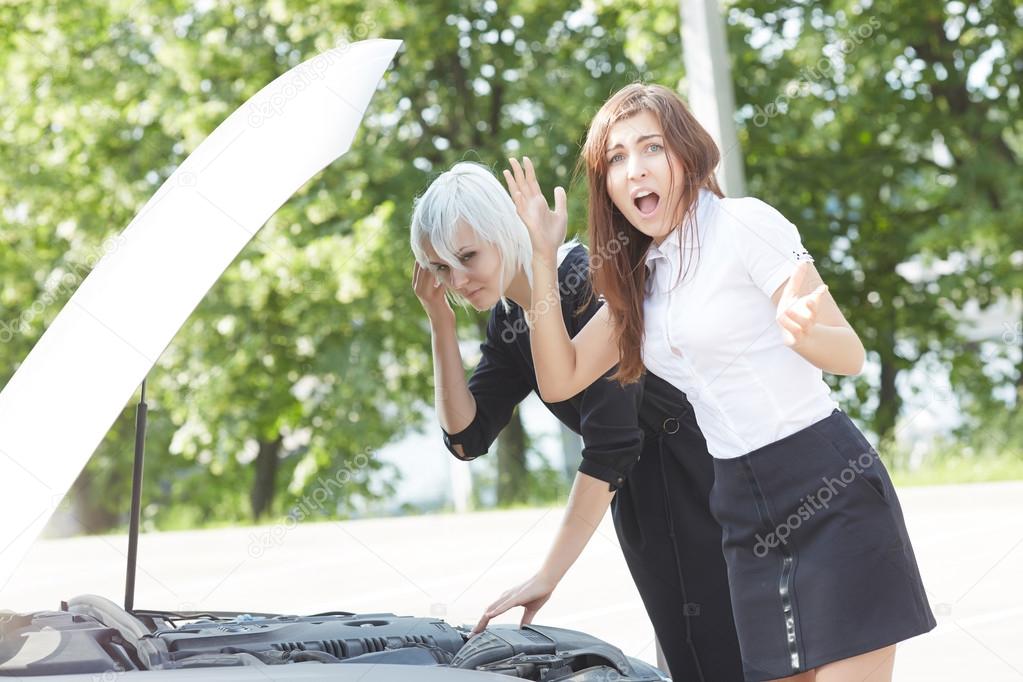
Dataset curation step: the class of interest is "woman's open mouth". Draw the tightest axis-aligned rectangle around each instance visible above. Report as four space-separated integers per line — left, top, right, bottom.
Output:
633 190 660 218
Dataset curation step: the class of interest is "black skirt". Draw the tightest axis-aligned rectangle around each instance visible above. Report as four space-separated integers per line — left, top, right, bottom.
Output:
708 408 936 681
611 373 744 682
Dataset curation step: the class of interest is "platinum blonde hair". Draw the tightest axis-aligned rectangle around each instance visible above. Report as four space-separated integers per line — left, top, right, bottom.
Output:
410 162 533 311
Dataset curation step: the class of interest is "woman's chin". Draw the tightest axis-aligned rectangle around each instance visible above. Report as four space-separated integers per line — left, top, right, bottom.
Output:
627 215 672 242
468 292 498 311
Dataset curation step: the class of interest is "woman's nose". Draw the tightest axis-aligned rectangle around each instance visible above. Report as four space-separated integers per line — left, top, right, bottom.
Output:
451 268 469 288
627 157 648 181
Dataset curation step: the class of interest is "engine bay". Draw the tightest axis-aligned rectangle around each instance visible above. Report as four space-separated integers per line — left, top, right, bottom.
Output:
0 595 668 681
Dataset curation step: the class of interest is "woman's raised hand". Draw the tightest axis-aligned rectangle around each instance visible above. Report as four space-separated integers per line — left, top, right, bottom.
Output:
502 157 567 262
776 261 828 347
412 261 454 323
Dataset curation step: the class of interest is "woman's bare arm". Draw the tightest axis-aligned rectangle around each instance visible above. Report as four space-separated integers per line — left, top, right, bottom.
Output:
527 249 619 401
412 263 476 455
772 261 865 376
502 157 619 402
471 470 616 634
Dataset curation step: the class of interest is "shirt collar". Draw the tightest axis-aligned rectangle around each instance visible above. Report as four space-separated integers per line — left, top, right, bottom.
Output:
644 187 717 273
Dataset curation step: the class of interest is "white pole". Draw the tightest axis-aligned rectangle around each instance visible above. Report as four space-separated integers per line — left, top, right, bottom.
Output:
450 453 473 513
679 0 747 197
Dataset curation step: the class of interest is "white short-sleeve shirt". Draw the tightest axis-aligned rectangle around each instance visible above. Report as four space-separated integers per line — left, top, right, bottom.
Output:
642 188 839 459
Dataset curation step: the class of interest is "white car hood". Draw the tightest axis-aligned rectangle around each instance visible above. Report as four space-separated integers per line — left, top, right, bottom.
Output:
0 38 401 588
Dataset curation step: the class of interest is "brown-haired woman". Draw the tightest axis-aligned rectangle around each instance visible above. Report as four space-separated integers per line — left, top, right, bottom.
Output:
500 83 936 682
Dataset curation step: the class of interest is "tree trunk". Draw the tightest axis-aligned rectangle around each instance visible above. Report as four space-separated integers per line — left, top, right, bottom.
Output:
68 467 120 534
1016 313 1023 407
251 436 282 520
560 422 582 481
875 333 902 457
497 407 528 505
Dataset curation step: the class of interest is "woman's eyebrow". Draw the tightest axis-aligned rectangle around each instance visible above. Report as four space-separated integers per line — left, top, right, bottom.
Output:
430 244 475 264
605 133 663 153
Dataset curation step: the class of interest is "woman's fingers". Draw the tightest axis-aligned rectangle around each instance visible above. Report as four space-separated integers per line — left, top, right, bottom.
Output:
471 612 490 635
778 312 802 335
792 286 825 324
507 156 563 211
473 577 555 634
809 284 828 308
502 168 520 198
487 597 514 618
502 168 529 219
415 263 445 295
523 156 539 194
553 186 567 217
781 261 810 302
486 589 513 615
783 305 813 331
413 262 428 293
509 158 527 195
778 299 820 346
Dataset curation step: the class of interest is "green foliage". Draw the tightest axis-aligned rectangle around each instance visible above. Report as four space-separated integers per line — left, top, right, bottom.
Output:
2 0 1020 535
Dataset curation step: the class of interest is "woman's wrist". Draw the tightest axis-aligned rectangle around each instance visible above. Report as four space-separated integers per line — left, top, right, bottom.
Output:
427 306 456 328
531 246 559 270
536 563 564 588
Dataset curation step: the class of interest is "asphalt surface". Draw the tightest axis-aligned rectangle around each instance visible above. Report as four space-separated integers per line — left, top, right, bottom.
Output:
2 481 1021 681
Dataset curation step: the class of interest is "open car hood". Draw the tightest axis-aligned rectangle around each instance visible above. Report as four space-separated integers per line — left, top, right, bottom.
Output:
0 39 401 588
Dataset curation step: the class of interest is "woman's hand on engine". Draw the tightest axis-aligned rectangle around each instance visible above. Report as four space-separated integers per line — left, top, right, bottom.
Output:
470 572 558 635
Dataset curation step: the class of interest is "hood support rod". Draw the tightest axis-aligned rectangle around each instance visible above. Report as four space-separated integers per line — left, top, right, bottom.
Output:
124 378 148 613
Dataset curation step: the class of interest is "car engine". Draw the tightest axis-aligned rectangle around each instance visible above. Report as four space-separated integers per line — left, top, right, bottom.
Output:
0 595 669 681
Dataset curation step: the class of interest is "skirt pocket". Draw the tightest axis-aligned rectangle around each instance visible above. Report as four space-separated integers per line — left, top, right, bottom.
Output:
812 425 889 504
806 416 906 553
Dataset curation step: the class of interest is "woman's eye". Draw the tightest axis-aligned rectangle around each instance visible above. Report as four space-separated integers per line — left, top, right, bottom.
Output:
607 153 624 164
647 143 662 153
434 264 448 273
459 252 474 262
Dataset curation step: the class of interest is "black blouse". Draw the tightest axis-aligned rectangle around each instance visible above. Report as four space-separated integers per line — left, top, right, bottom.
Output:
442 245 644 492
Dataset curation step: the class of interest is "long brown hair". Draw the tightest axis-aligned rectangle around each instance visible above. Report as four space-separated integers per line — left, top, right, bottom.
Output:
580 83 723 384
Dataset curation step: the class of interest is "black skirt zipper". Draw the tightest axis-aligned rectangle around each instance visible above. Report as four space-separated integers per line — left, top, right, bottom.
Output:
740 458 801 672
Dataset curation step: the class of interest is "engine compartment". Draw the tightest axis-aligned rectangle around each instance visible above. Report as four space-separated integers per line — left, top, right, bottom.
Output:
0 595 668 681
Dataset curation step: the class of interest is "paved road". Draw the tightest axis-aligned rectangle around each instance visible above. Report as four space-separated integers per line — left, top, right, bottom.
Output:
3 481 1021 681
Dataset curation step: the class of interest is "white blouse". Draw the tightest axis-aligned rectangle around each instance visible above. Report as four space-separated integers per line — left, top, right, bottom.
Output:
642 188 839 459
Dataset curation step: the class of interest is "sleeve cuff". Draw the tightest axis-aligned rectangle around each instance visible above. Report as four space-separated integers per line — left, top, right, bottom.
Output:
761 259 799 299
442 424 485 461
577 458 629 492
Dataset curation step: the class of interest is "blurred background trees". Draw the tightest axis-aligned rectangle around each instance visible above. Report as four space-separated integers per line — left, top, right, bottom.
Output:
1 0 1019 534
